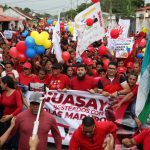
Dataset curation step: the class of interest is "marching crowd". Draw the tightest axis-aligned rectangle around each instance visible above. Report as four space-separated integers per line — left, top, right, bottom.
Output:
0 22 149 150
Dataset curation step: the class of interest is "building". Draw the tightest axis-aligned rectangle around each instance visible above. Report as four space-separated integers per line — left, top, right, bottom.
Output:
0 5 19 31
3 7 35 30
136 6 150 32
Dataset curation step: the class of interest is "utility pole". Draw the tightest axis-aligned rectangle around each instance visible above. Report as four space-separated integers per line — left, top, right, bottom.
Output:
109 0 112 23
70 0 73 20
77 0 79 8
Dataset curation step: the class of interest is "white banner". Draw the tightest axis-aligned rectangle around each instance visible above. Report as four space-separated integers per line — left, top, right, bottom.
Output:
118 19 130 39
108 38 134 58
26 90 109 145
75 2 105 57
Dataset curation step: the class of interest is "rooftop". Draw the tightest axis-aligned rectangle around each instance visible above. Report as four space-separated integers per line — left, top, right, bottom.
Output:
0 15 19 22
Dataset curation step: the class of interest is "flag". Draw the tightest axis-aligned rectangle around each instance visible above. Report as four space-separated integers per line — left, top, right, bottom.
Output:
52 13 63 62
74 2 105 57
135 40 150 124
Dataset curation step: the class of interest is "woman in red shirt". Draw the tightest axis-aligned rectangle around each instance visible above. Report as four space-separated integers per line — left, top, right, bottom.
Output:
0 76 22 122
0 76 22 149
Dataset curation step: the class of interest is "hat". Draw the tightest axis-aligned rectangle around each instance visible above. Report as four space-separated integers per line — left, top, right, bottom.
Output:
23 62 31 69
117 67 127 73
84 58 93 66
126 62 133 68
29 92 43 103
52 63 62 69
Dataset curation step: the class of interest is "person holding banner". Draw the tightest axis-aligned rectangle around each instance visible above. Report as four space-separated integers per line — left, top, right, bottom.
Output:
8 92 62 150
113 71 139 111
97 61 131 97
70 63 96 93
69 116 116 150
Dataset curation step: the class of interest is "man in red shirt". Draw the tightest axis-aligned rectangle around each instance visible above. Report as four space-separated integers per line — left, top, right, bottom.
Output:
122 129 150 150
97 61 130 97
9 92 62 150
32 68 50 86
113 71 138 109
49 63 70 90
19 62 34 86
69 116 116 150
70 63 96 93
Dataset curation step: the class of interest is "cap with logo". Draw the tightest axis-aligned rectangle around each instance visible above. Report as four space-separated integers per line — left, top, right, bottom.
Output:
29 92 43 103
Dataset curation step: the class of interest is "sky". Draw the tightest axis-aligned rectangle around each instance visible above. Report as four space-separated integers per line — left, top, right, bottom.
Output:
0 0 91 15
145 0 150 4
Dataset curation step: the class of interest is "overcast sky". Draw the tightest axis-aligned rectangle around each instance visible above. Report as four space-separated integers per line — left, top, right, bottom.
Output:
0 0 91 14
145 0 150 4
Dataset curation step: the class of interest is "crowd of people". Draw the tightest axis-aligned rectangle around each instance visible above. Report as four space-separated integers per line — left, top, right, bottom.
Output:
0 17 149 150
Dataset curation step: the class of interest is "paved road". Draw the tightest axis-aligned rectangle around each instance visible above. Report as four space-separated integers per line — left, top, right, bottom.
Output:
48 143 68 150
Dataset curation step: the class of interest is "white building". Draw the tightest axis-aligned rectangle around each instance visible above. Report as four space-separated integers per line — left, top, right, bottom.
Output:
3 7 34 30
136 6 150 32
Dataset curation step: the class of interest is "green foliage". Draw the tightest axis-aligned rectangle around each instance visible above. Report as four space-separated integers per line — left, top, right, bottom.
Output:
62 0 144 19
3 4 9 11
24 7 31 13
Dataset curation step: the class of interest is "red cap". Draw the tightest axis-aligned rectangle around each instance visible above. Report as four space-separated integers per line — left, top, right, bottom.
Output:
84 58 93 66
117 67 127 73
23 62 31 69
126 62 133 68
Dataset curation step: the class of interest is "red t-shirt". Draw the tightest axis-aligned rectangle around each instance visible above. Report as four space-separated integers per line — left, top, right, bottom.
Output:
134 129 150 150
19 72 34 86
70 75 96 91
32 75 50 86
9 110 62 150
49 74 70 90
69 121 116 150
0 90 22 116
131 84 138 96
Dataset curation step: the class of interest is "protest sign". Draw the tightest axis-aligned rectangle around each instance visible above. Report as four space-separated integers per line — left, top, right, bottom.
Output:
118 19 130 38
108 38 134 58
75 2 105 57
3 30 14 39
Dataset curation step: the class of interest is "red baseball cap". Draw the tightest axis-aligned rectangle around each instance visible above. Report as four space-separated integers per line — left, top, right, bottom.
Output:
126 62 133 68
117 67 127 73
84 58 93 66
23 62 31 69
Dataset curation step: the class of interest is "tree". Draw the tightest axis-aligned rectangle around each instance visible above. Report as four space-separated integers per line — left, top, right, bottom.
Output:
24 7 31 13
62 0 144 20
3 4 9 11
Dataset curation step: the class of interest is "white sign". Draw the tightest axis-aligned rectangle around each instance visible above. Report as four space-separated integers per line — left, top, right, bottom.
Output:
108 38 134 58
3 30 14 39
118 19 130 38
75 2 105 57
